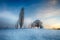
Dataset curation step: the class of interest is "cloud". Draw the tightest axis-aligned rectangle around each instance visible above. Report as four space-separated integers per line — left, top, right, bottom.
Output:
0 11 18 23
36 0 59 19
24 18 33 23
36 8 60 19
34 0 60 28
36 8 60 28
24 18 33 27
48 0 58 7
41 17 60 29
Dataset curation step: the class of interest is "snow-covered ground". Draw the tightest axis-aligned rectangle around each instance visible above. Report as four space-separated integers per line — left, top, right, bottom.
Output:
0 29 60 40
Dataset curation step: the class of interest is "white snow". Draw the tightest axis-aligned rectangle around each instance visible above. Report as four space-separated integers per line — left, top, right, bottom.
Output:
0 29 60 40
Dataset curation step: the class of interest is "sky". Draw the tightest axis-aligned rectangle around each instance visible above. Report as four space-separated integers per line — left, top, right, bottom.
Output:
0 0 60 29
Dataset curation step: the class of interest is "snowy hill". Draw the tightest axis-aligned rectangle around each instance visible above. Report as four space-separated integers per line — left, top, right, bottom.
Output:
0 29 60 40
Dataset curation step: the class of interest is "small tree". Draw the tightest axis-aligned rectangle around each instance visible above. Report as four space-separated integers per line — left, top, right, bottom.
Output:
31 20 43 28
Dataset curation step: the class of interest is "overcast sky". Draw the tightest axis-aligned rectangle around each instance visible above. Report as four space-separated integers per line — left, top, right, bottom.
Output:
0 0 60 29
